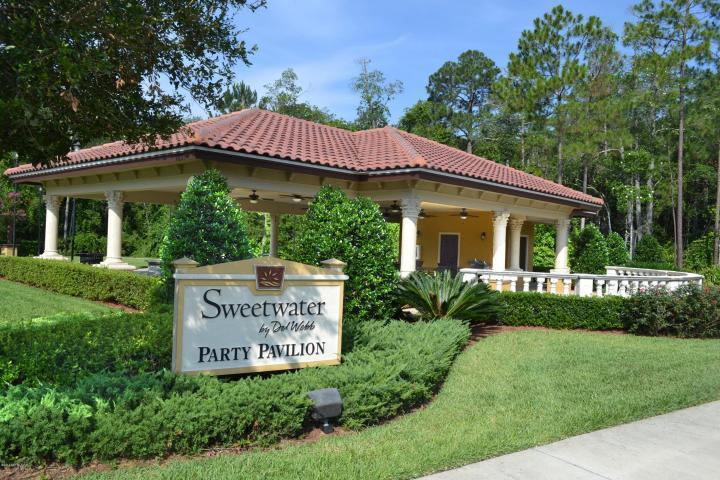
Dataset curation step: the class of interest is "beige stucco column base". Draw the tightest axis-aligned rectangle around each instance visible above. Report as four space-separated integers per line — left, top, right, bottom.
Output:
96 258 137 271
36 252 69 261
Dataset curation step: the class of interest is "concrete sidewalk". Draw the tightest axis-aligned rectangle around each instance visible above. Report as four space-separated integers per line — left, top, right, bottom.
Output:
420 401 720 479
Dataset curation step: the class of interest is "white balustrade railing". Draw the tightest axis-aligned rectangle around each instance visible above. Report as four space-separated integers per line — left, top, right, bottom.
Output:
459 267 703 298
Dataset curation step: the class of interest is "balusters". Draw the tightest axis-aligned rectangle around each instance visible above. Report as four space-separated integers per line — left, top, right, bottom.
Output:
550 278 558 294
595 279 605 297
536 277 545 293
522 276 531 292
562 278 572 296
509 277 517 293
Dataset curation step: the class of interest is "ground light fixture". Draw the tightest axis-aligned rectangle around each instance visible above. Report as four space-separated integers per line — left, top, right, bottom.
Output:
307 388 343 434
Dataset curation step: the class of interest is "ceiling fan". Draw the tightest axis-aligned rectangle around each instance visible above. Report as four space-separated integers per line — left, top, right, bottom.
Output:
237 189 274 204
449 208 478 220
279 193 314 203
417 209 436 219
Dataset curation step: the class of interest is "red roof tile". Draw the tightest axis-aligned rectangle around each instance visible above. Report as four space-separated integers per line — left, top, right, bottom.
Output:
4 109 602 206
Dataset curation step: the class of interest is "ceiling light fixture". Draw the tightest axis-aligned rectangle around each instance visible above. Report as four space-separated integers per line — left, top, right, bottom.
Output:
460 208 468 220
390 201 401 213
292 194 303 203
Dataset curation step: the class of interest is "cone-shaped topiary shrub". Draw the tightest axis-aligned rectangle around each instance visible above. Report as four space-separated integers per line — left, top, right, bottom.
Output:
606 231 629 266
286 186 398 329
159 169 251 285
570 223 609 274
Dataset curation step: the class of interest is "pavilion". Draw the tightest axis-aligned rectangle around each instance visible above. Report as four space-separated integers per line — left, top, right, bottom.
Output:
3 109 602 275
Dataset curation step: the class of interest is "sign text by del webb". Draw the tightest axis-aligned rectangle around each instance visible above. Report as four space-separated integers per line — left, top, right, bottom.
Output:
172 257 347 375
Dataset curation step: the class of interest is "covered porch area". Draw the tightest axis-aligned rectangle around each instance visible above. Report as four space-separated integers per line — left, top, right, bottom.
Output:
4 109 595 280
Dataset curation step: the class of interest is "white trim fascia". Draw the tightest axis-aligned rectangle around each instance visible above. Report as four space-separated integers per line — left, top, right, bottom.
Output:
9 145 600 210
367 167 601 210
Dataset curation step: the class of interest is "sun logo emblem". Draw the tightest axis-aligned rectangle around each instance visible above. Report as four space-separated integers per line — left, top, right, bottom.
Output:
255 265 285 290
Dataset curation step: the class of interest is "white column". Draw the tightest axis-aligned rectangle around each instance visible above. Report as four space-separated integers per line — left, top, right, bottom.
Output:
491 211 510 271
508 216 525 271
99 191 135 270
269 213 280 257
36 194 68 260
400 198 420 278
551 217 571 274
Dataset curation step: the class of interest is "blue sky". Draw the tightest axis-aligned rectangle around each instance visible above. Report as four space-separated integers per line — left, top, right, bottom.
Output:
192 0 638 122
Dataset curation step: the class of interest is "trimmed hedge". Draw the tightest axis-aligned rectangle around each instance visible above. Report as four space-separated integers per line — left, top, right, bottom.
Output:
0 257 158 310
498 291 626 330
0 314 469 465
0 312 171 386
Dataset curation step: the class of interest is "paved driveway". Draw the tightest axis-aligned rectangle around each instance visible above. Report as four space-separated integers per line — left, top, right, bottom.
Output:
420 401 720 479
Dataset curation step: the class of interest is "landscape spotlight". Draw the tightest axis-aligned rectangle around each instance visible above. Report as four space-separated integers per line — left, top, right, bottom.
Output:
307 388 343 434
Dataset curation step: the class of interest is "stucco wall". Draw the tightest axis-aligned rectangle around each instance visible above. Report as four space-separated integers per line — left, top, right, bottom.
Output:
416 213 534 271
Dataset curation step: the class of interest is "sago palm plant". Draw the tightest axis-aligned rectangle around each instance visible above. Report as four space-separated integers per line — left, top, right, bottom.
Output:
397 270 499 322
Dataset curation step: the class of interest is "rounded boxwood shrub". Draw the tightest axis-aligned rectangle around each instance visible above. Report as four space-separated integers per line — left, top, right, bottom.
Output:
159 169 251 282
606 231 629 266
286 186 398 327
570 223 608 274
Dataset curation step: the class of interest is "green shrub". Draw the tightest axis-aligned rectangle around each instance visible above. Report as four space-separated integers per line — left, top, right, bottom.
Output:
71 231 106 253
634 234 664 264
159 169 251 282
286 186 398 327
397 270 499 323
0 319 469 465
498 292 626 330
0 257 158 310
606 232 629 266
684 233 714 271
17 240 37 257
0 312 171 386
532 224 555 270
624 285 720 338
570 223 609 274
701 265 720 285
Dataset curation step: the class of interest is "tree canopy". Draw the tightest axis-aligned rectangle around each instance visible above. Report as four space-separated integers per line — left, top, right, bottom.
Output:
1 0 265 165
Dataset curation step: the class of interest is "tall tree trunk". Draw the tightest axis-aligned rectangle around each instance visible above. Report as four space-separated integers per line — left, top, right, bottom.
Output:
645 158 654 237
557 139 563 184
676 7 688 269
715 141 720 265
627 196 635 258
63 197 70 241
520 120 527 168
634 175 642 242
581 158 588 230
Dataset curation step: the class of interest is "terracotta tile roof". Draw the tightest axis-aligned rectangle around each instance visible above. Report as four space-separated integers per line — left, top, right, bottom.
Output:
4 109 602 206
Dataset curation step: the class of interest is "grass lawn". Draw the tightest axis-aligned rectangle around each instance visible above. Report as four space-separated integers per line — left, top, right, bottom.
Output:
83 329 720 480
0 279 113 323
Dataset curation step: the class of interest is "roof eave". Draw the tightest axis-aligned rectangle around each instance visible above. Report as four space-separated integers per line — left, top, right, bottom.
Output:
5 146 602 212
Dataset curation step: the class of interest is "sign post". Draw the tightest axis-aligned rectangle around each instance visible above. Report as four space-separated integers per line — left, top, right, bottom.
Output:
172 257 347 375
